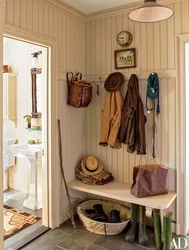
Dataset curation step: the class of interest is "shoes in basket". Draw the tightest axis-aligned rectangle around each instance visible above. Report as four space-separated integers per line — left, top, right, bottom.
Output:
109 210 120 223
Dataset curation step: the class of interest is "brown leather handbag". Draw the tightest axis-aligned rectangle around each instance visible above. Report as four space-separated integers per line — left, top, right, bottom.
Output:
130 158 168 198
66 72 92 108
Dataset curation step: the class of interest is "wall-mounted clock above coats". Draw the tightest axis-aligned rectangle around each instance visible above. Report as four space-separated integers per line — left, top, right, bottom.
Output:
117 31 133 47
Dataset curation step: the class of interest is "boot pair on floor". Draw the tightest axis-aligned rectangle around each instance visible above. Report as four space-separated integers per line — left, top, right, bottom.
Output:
153 209 174 250
125 204 148 246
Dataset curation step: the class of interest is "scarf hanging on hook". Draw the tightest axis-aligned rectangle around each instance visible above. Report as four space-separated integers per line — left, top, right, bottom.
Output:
146 72 160 116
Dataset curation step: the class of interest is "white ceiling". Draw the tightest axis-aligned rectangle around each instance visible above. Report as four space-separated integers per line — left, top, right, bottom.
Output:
60 0 140 14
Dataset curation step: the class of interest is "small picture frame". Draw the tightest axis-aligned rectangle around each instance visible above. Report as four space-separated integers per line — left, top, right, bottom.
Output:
114 48 136 69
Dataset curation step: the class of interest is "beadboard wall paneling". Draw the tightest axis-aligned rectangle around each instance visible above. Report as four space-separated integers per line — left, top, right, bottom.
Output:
86 78 176 186
85 1 188 192
4 0 189 230
85 2 186 78
5 0 86 75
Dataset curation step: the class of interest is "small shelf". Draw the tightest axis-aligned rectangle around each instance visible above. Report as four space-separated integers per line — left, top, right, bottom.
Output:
25 127 42 131
67 179 177 210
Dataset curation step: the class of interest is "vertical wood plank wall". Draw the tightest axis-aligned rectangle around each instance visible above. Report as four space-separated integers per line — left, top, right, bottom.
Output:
4 0 189 226
85 0 189 197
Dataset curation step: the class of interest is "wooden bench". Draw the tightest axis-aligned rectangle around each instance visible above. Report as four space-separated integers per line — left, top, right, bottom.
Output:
67 179 177 210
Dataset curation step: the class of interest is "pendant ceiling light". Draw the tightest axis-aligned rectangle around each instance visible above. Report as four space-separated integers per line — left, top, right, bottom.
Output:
128 0 173 23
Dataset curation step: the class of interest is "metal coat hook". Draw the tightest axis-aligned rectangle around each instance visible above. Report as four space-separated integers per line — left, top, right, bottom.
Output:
92 76 103 96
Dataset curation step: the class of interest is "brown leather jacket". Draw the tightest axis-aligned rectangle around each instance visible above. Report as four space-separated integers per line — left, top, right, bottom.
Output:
118 74 146 154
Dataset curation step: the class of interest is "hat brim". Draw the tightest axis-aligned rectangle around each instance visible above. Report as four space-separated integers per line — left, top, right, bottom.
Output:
81 156 104 176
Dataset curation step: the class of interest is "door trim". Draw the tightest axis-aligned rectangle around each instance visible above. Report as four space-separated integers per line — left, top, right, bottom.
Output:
2 24 58 229
176 34 189 235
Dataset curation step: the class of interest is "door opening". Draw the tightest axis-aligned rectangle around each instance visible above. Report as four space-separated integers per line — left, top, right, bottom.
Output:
3 36 49 249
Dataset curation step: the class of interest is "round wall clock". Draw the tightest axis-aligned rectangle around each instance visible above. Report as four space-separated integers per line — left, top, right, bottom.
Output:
117 31 133 47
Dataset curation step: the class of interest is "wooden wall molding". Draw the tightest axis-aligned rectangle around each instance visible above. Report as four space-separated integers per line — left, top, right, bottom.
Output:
175 34 189 236
4 24 57 45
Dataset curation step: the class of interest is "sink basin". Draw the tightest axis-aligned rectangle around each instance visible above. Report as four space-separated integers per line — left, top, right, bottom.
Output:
8 143 42 159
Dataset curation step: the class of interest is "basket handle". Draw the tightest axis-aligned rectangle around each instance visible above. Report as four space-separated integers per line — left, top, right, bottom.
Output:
66 72 74 86
73 72 82 82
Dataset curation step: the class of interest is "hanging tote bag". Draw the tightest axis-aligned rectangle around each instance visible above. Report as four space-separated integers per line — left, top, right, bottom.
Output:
66 72 93 108
130 158 168 198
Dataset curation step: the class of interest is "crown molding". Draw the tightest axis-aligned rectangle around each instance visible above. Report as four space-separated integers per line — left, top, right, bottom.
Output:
85 0 182 22
40 0 182 22
40 0 86 22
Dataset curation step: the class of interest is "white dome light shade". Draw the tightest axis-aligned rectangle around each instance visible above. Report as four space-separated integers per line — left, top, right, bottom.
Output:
128 0 174 23
31 51 42 68
32 56 39 68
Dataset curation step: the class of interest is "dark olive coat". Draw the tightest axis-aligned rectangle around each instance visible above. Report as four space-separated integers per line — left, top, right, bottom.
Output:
118 74 146 154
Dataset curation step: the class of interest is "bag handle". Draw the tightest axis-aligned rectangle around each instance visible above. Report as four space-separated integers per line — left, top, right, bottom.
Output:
139 156 147 166
149 158 158 165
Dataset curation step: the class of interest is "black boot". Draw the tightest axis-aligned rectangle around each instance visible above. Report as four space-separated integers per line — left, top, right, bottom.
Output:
138 205 148 246
125 204 138 243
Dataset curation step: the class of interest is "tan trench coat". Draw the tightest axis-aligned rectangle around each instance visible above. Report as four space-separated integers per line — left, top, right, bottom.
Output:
99 91 123 149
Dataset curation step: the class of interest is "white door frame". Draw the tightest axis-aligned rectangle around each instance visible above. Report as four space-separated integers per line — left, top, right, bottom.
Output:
176 34 189 236
0 1 5 249
0 22 58 241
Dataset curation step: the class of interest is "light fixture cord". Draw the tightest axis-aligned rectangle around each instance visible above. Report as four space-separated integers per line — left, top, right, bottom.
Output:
145 0 156 2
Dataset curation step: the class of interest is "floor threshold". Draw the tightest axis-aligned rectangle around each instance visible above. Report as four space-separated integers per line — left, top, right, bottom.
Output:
5 226 50 250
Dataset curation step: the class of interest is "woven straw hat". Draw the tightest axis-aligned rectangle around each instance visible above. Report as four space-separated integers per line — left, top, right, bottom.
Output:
81 156 104 176
104 72 124 92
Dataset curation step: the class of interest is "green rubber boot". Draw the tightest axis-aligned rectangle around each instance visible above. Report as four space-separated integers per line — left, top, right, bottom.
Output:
162 212 173 250
138 205 148 246
125 204 138 243
153 209 163 250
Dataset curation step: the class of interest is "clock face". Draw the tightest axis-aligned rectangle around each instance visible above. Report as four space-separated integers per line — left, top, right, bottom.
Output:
117 31 133 47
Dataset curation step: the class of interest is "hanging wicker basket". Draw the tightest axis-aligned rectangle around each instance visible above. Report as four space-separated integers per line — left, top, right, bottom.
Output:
77 200 130 235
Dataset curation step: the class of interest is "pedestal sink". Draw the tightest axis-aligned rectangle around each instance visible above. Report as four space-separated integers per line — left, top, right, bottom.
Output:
5 143 43 210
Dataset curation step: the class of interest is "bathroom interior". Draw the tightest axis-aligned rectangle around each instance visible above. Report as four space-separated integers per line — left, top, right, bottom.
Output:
3 36 48 246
